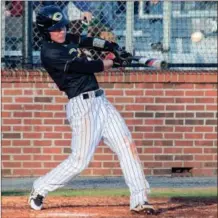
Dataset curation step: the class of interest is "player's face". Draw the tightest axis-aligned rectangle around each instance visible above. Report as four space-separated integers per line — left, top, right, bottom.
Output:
49 26 66 43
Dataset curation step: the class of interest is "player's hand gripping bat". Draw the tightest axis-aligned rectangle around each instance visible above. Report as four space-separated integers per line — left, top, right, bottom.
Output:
111 47 168 70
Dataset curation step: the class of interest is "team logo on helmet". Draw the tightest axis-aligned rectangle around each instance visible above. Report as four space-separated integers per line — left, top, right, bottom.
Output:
52 12 63 21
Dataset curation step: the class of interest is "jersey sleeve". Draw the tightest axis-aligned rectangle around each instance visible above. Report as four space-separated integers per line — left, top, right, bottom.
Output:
41 43 104 74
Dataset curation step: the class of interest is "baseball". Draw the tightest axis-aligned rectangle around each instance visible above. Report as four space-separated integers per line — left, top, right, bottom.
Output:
191 31 204 43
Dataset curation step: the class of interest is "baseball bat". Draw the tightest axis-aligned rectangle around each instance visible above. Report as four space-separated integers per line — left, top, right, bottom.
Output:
122 56 168 69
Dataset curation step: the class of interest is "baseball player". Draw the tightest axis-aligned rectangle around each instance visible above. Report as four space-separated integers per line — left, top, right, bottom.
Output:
29 5 154 215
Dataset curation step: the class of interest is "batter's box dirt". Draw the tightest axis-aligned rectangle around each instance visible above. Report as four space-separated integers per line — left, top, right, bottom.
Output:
1 196 217 218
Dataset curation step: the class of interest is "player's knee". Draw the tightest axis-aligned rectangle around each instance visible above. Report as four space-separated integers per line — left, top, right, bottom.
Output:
68 153 89 172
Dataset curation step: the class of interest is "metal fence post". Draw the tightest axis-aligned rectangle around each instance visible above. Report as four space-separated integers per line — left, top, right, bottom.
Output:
22 0 33 68
126 1 134 54
1 0 5 69
163 0 172 62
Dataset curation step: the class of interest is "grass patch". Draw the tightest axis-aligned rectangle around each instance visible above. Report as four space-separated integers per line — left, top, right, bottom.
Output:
2 187 217 198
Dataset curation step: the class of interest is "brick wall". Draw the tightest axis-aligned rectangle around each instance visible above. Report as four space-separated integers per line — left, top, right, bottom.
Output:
1 70 217 177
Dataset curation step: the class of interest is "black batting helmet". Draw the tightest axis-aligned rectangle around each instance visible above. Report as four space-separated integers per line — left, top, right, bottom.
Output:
36 5 69 40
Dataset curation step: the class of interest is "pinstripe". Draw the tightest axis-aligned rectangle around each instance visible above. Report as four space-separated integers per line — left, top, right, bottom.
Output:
33 90 149 209
103 103 139 189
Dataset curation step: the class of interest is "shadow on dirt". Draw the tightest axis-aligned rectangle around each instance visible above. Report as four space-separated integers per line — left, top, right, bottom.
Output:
154 197 218 215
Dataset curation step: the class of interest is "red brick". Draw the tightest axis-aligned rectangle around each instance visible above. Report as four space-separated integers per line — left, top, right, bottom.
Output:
44 105 64 110
1 140 11 146
166 91 184 96
155 155 173 161
144 133 163 139
13 140 31 146
205 90 217 96
205 133 217 139
175 126 193 132
186 105 205 111
2 169 12 176
3 162 21 168
34 126 53 132
166 105 185 111
23 148 41 153
135 97 154 103
2 97 13 103
154 126 173 132
43 162 59 168
196 112 215 118
3 119 22 125
144 119 164 125
14 97 33 103
144 148 162 153
139 155 154 160
176 98 194 103
105 89 123 96
195 98 214 104
145 105 165 111
44 90 62 95
204 148 217 153
206 105 218 111
145 90 164 96
55 97 68 103
194 126 213 132
164 133 183 139
43 148 62 153
195 140 214 146
115 97 134 103
33 155 52 161
163 162 183 167
92 169 112 175
2 126 11 131
153 169 171 175
13 155 31 160
175 155 193 161
4 90 22 95
144 162 163 168
23 162 42 168
2 155 10 160
13 126 32 132
44 119 63 125
53 155 68 161
183 162 203 168
154 140 173 146
115 83 134 88
195 155 213 161
135 126 153 132
164 148 183 153
175 140 193 146
184 148 202 154
155 98 174 103
185 91 204 96
3 133 21 139
94 155 113 161
34 97 53 103
112 169 122 175
23 133 42 139
125 105 144 111
185 133 203 139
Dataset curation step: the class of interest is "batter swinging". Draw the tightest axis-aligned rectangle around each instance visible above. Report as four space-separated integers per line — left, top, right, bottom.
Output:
29 5 154 215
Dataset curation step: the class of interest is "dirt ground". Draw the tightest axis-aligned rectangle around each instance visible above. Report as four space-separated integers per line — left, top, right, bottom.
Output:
2 196 217 218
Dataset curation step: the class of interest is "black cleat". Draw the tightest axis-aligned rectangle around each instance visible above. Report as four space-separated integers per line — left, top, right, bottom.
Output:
28 189 44 210
131 201 155 215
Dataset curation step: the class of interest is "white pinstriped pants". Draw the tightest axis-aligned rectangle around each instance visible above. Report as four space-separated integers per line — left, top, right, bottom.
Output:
33 89 150 209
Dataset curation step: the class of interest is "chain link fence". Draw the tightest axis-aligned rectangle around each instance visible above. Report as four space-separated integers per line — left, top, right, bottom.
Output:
1 0 218 69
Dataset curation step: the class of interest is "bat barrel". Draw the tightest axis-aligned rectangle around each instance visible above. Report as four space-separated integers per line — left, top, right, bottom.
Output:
130 57 168 69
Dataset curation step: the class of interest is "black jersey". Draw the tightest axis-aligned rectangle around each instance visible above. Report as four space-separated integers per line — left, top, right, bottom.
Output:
41 34 104 99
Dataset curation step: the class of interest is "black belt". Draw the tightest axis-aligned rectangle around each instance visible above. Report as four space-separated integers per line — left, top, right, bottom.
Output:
82 89 103 99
